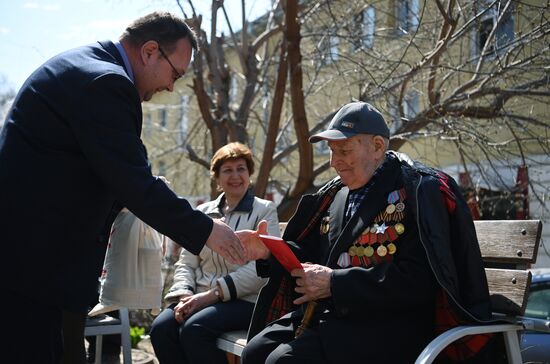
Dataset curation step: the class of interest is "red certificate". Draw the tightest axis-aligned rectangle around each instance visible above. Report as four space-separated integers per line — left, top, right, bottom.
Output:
259 235 302 272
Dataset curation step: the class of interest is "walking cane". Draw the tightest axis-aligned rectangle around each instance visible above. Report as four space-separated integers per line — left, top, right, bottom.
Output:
294 300 318 337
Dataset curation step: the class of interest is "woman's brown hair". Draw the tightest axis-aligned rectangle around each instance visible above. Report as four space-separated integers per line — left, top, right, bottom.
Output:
210 142 254 180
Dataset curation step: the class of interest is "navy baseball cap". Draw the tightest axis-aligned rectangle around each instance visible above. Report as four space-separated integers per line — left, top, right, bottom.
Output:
309 102 390 143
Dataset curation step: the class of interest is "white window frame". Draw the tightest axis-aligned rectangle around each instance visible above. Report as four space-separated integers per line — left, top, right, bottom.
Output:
363 6 376 48
472 2 515 58
328 35 339 63
229 76 238 102
396 0 419 35
315 140 330 156
177 95 189 148
159 108 167 128
403 90 420 120
158 160 166 177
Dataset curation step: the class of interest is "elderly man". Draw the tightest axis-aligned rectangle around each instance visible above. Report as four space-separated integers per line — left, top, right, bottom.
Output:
239 102 495 363
0 11 244 363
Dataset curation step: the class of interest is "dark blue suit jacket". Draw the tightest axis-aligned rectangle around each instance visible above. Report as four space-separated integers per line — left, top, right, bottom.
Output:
0 41 212 311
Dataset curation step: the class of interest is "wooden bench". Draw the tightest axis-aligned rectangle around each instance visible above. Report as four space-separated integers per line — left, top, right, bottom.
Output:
416 219 548 364
216 220 549 364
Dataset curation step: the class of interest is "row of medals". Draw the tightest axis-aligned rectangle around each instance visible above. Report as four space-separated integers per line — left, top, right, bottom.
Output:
338 189 407 267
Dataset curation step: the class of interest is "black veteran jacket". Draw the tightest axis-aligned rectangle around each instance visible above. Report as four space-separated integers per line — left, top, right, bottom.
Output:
248 151 492 363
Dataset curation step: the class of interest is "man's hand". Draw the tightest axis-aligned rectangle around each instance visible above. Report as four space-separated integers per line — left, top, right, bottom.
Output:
292 263 333 305
205 219 245 265
235 220 270 261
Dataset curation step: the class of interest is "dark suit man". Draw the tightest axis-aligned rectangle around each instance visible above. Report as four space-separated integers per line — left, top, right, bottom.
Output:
237 102 494 363
0 12 244 364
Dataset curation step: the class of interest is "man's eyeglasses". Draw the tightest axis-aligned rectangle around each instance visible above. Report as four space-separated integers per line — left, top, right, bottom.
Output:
158 45 185 82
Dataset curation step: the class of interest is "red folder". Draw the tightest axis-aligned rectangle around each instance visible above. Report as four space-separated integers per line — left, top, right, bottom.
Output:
259 235 302 272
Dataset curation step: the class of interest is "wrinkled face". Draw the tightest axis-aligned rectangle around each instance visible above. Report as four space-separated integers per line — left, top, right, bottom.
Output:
328 134 384 190
216 158 250 200
137 37 192 102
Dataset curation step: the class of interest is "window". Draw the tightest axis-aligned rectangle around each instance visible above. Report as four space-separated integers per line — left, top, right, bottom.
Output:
352 6 376 50
142 112 152 138
388 96 402 135
229 77 238 102
318 34 339 65
159 108 167 128
247 21 256 37
473 2 514 57
328 35 339 63
403 91 420 120
315 140 330 156
396 0 419 34
158 160 166 177
177 95 189 148
387 91 420 135
524 281 550 320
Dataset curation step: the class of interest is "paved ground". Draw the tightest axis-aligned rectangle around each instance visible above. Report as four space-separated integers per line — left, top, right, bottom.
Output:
84 337 158 364
136 337 159 364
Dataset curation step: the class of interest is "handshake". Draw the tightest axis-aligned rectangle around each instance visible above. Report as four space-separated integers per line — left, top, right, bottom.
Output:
205 219 271 265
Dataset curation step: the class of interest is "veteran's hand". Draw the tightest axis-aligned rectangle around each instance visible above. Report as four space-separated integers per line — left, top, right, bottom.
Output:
205 219 245 265
235 220 270 261
292 263 333 305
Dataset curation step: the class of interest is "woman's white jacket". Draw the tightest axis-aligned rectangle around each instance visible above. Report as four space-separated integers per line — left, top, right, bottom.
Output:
165 191 280 304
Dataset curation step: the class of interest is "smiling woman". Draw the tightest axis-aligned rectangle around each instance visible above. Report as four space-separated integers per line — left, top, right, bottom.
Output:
149 142 281 364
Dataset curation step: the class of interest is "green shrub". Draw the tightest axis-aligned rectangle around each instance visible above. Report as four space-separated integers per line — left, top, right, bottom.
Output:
130 326 145 348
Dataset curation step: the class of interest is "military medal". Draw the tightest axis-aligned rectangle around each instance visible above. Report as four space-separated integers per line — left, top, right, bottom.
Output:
320 216 330 234
377 244 388 257
386 226 398 241
364 245 374 257
387 190 399 204
376 223 387 234
396 202 405 212
395 223 405 235
358 231 369 244
352 188 407 268
337 252 351 268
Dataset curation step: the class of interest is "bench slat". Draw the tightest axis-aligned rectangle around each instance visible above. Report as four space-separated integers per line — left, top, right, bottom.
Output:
216 330 247 357
485 268 532 316
474 220 542 264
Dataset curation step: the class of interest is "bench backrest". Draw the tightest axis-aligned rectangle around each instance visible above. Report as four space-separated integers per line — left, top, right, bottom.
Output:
475 220 542 316
215 220 544 359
